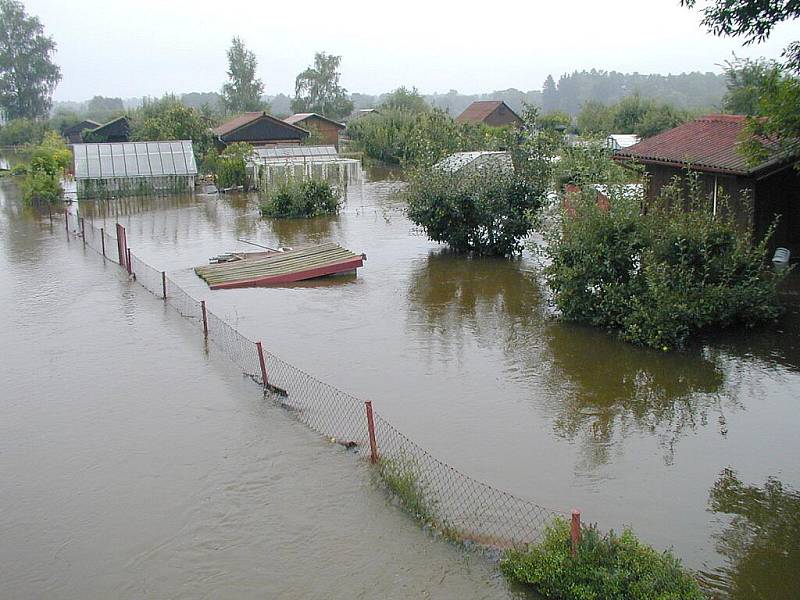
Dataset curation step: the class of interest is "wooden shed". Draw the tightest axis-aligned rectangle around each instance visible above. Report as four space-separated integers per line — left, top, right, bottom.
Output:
63 119 100 144
283 113 345 148
212 111 309 148
455 101 523 127
614 114 800 254
85 116 130 143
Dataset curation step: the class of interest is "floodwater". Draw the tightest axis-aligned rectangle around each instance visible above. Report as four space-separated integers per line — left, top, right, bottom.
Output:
3 166 799 599
0 178 525 598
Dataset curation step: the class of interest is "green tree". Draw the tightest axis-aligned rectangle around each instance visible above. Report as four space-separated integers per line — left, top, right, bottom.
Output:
0 117 48 145
131 95 215 162
537 110 572 132
0 0 61 119
577 101 613 136
380 86 429 113
542 74 558 112
85 95 125 122
721 56 779 114
291 52 353 120
221 37 265 114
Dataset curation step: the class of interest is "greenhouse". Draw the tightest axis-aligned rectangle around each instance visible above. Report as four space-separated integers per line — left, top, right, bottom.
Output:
251 145 363 191
73 140 197 199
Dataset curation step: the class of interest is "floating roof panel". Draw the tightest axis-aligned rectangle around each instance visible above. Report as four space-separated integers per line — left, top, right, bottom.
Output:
73 140 197 179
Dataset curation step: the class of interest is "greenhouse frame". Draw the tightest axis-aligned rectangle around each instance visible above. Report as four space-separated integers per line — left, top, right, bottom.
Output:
251 145 363 191
73 140 197 199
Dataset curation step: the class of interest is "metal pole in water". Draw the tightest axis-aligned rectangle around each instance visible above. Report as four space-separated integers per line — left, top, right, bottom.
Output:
80 217 86 246
256 341 268 387
571 510 581 556
100 228 105 257
161 272 167 300
200 300 208 337
365 401 379 464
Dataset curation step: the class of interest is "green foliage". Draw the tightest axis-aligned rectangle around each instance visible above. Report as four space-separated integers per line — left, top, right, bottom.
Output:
15 131 69 205
259 178 340 218
0 0 61 119
214 142 254 189
543 174 784 350
346 107 504 167
131 95 215 161
538 110 573 132
376 454 436 524
576 94 693 138
0 117 48 145
85 95 125 123
554 142 635 187
221 37 266 114
721 56 780 115
405 108 559 256
291 52 353 120
501 518 706 600
740 68 800 166
380 86 430 113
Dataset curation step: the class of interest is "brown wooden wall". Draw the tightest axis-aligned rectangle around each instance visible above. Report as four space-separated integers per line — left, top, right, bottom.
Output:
483 105 523 128
300 117 342 148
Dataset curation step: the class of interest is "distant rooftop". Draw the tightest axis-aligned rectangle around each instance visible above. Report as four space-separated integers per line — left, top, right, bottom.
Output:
283 113 345 128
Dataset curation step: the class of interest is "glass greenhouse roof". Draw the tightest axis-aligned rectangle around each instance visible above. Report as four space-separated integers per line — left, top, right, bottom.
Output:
73 141 197 179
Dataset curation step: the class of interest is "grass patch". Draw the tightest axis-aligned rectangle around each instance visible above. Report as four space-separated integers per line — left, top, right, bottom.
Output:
376 453 437 524
501 518 706 600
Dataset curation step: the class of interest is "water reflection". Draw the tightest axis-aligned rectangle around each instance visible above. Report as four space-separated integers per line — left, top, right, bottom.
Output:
0 181 55 266
543 324 730 466
406 250 544 355
261 214 339 247
701 469 800 599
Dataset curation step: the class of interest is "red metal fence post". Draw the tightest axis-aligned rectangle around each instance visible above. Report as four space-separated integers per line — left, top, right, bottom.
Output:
365 401 379 464
571 509 581 556
256 341 268 387
100 227 106 257
200 300 208 337
116 223 126 266
162 272 167 299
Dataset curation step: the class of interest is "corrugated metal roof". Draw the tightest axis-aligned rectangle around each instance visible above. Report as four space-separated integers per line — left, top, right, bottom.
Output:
613 114 787 176
435 151 512 173
283 113 345 128
73 141 197 179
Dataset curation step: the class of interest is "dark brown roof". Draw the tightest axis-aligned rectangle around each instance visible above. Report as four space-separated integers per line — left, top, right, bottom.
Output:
212 112 307 137
284 113 345 129
455 100 520 124
613 114 791 177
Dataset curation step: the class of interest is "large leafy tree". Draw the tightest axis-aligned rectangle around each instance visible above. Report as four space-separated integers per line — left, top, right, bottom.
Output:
131 95 215 161
0 0 61 119
291 52 353 120
221 37 265 114
380 86 429 113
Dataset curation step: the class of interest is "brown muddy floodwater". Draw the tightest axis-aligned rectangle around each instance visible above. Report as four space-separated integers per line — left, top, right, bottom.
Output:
2 166 800 599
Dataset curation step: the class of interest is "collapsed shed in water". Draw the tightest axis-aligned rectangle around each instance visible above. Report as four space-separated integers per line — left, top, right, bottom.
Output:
195 242 365 289
73 140 198 199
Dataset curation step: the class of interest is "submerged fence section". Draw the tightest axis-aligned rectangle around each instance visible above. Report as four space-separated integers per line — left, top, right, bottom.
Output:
62 208 565 548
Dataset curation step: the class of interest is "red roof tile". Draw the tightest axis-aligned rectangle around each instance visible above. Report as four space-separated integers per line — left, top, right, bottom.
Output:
613 114 788 176
213 112 308 137
456 100 520 124
284 113 345 129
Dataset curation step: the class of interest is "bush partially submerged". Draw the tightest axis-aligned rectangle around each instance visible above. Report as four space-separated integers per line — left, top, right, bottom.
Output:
501 518 706 600
543 176 784 350
260 178 340 218
14 131 71 205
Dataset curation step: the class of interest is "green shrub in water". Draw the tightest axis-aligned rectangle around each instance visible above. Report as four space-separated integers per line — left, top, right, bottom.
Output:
376 454 435 524
260 178 340 218
543 174 784 350
501 518 706 600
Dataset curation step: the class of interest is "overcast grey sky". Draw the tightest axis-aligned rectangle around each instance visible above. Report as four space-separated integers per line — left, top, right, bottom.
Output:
25 0 800 102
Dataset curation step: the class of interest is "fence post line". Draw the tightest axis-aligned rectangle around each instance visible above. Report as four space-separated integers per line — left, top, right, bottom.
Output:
162 272 167 300
126 248 132 275
200 300 208 337
256 341 268 387
365 401 379 464
64 208 69 232
80 217 86 246
571 509 581 556
100 228 105 257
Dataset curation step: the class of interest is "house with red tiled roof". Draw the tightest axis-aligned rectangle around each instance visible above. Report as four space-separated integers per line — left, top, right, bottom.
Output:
212 111 309 148
455 101 522 127
283 113 345 148
614 114 799 253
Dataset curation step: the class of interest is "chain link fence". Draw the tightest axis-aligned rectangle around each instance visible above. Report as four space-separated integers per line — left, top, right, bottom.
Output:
59 210 564 548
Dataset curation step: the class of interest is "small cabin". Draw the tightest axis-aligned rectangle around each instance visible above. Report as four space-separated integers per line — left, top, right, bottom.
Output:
283 113 345 148
614 114 800 255
212 111 309 148
84 116 130 143
455 101 523 127
63 119 100 144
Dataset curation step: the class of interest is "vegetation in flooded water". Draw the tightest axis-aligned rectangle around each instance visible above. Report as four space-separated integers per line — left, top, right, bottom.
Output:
702 469 800 600
376 454 436 525
259 178 340 218
405 108 560 256
501 518 706 599
12 131 70 204
204 142 254 190
542 170 785 350
130 95 216 163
